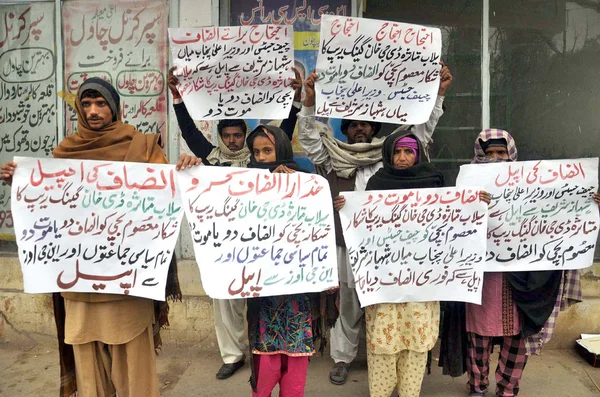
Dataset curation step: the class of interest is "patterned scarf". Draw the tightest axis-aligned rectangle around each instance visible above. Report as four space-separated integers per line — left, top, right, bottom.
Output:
206 127 251 168
472 129 518 164
319 129 384 179
472 129 562 336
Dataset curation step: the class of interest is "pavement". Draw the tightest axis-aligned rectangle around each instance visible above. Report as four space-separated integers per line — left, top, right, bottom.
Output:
1 334 600 397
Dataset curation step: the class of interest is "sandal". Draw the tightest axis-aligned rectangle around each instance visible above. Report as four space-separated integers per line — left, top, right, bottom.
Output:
329 362 350 385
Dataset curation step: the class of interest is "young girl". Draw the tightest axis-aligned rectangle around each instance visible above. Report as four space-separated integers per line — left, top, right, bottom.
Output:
334 130 444 397
245 125 334 397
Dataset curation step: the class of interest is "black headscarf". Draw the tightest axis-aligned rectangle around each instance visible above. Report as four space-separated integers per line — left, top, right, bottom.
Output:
245 125 336 391
505 271 562 336
246 125 307 172
366 130 444 191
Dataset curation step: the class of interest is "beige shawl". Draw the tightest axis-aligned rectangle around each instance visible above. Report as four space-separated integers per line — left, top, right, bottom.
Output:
205 131 251 167
320 130 385 179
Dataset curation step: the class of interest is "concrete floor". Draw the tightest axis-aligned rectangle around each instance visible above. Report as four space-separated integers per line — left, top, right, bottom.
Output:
1 336 600 397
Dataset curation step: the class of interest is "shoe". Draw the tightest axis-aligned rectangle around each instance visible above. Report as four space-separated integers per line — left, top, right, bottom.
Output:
216 359 245 380
329 362 350 385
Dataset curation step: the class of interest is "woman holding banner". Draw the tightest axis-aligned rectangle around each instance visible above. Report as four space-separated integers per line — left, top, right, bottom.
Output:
244 124 337 397
333 130 445 397
460 129 583 397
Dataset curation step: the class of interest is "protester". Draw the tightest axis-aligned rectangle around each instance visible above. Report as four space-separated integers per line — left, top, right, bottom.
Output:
334 130 444 396
0 77 199 397
166 67 304 379
460 129 582 397
244 124 336 397
168 66 303 166
298 62 453 385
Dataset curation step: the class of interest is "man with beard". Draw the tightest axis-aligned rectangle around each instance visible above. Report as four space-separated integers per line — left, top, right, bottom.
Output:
298 62 453 385
1 78 197 396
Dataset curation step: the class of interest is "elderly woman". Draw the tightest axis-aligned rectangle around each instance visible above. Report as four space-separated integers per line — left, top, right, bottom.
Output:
464 129 582 397
334 129 445 397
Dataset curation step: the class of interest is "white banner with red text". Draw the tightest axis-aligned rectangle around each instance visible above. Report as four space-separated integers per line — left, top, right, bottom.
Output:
456 158 599 272
177 166 338 299
338 187 487 307
12 157 183 301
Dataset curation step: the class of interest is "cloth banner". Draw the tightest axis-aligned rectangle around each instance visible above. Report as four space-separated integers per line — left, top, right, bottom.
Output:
177 166 338 299
11 157 184 300
63 0 169 141
338 188 487 307
456 158 599 272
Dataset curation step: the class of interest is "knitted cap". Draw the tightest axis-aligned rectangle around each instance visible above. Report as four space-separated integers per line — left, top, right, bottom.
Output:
78 78 120 121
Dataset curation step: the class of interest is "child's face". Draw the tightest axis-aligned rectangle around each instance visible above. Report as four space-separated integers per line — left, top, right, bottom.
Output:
252 136 277 163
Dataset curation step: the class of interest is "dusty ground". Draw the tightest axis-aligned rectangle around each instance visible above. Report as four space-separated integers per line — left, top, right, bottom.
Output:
1 334 600 397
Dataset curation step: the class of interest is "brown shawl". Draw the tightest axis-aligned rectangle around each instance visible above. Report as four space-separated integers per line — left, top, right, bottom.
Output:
53 99 166 163
53 97 182 397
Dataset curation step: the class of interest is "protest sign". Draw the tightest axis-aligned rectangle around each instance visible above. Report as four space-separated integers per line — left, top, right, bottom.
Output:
169 25 295 120
315 15 442 124
0 3 58 239
12 157 184 301
229 0 350 78
226 0 352 155
63 1 169 141
338 188 487 307
177 166 338 299
456 158 599 272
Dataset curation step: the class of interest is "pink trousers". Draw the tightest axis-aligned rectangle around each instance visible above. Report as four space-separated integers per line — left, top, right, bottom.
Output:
252 354 309 397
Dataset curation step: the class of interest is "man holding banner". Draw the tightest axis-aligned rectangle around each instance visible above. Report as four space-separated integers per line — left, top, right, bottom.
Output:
299 64 453 385
1 78 199 397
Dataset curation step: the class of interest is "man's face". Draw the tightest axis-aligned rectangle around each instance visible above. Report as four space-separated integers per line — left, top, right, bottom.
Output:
346 121 375 144
81 97 113 130
485 146 510 161
221 127 245 151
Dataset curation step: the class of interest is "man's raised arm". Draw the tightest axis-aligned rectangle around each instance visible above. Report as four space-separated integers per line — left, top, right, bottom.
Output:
169 66 215 163
411 61 453 155
297 72 332 174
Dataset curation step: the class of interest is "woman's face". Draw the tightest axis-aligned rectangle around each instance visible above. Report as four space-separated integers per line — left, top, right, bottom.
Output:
484 146 509 161
252 136 277 162
392 146 416 169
